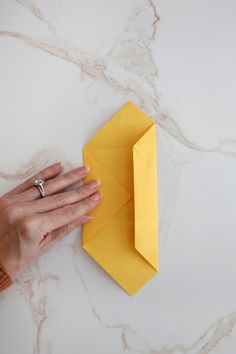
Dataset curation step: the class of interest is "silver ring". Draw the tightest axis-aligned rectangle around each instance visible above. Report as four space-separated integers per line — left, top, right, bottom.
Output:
34 179 46 198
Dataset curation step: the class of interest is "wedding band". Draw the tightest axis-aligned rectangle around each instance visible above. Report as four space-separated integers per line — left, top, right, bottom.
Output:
34 179 46 198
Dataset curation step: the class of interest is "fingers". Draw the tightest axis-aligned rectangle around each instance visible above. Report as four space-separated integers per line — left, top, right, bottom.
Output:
26 179 100 213
3 162 63 198
39 191 102 233
17 165 90 202
39 214 93 253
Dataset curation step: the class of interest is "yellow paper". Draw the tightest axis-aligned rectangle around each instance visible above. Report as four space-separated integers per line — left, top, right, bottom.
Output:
82 101 158 295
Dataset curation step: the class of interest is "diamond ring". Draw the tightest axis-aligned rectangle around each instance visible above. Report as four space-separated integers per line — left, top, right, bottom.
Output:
34 179 46 198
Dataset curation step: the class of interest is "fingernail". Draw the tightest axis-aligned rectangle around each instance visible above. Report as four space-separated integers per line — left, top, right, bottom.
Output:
91 191 102 201
80 165 90 174
87 179 100 189
55 161 63 169
81 215 94 223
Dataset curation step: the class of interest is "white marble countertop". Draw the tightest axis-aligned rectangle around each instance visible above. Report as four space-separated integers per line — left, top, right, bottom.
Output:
0 1 236 353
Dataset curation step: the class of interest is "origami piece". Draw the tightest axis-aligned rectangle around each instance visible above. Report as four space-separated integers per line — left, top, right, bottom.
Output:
82 101 158 295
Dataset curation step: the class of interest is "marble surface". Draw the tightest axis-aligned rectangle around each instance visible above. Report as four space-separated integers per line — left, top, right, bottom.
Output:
0 0 236 353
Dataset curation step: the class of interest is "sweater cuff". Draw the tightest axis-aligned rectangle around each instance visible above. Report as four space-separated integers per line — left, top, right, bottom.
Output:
0 263 12 292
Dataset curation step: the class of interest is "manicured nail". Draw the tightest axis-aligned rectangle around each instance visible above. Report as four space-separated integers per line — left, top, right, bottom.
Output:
55 161 63 169
80 165 90 174
91 191 102 201
78 165 90 175
81 215 94 223
87 179 100 189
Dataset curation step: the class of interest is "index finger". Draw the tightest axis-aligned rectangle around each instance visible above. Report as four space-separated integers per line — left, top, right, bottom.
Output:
40 192 102 233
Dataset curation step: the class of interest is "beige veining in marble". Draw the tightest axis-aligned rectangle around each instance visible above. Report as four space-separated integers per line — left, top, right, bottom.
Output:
0 0 236 353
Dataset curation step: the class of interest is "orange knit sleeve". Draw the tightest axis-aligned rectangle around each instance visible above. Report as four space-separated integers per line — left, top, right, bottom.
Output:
0 263 12 292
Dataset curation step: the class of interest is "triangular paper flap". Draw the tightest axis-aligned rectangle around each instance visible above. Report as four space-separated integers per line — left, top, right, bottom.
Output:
133 124 158 270
84 147 133 195
83 149 131 244
84 101 155 149
83 200 157 295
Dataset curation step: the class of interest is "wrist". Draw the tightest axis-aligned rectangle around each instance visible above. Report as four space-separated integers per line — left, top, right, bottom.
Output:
0 241 20 282
0 252 22 281
0 263 12 291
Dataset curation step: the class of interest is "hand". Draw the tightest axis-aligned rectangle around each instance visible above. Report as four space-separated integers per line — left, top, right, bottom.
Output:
0 162 101 281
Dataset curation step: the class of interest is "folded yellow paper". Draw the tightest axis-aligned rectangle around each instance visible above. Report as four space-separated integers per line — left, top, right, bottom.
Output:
82 101 158 295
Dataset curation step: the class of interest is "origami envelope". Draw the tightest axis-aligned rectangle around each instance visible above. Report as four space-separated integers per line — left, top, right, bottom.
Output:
82 101 158 295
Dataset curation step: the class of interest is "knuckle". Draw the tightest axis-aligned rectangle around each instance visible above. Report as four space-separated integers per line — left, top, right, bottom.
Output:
0 197 11 211
17 216 38 236
64 170 79 184
54 193 65 207
45 193 64 209
75 187 86 199
62 223 70 235
66 205 78 218
67 169 78 180
3 204 21 223
84 197 96 210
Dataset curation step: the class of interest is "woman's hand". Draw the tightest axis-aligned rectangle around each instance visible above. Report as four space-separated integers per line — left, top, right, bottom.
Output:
0 162 101 281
